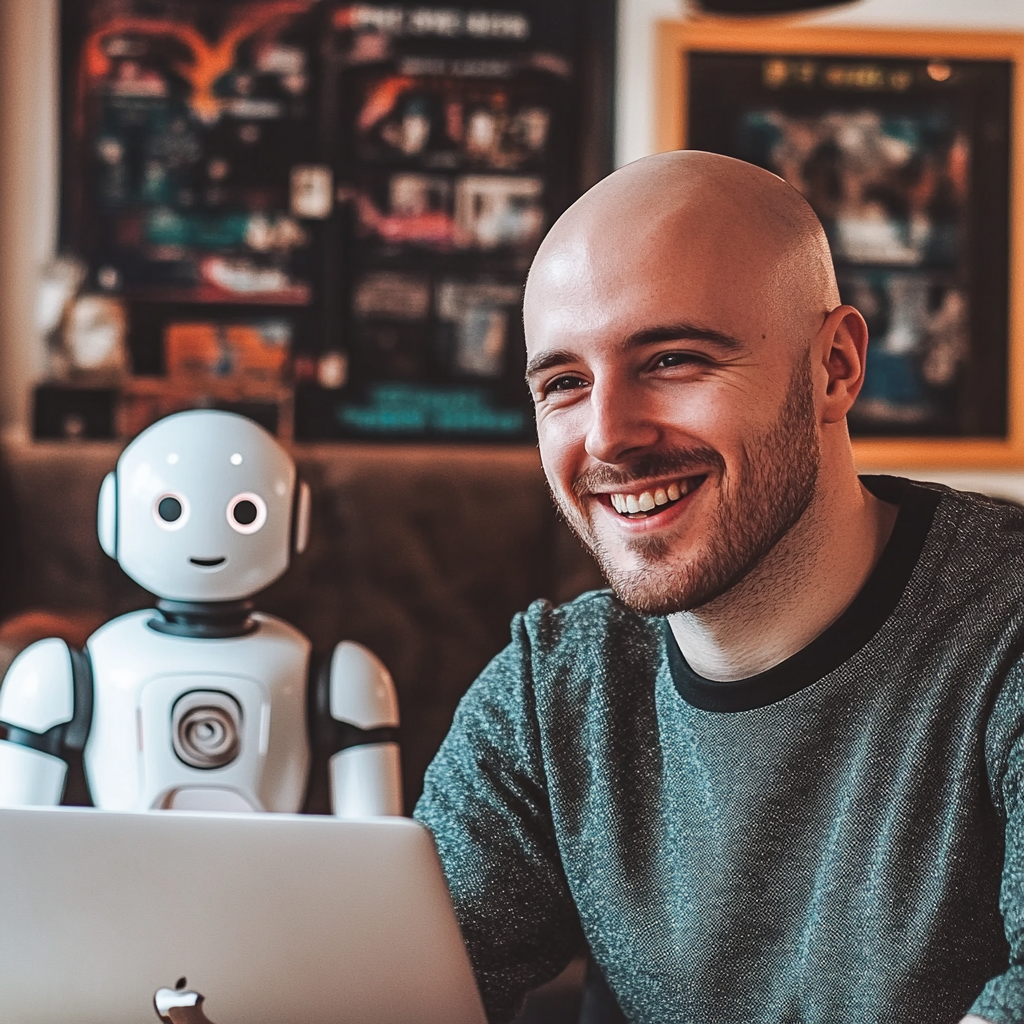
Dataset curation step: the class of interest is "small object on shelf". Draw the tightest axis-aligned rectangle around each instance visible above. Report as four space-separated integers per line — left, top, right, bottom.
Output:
63 295 129 374
316 351 348 390
164 320 291 384
290 164 334 219
33 385 118 440
36 257 87 340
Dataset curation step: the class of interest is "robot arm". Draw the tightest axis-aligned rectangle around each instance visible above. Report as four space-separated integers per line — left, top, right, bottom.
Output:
0 638 93 807
311 642 402 818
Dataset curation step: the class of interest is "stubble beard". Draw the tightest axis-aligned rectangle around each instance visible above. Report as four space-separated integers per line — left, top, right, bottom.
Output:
554 360 821 615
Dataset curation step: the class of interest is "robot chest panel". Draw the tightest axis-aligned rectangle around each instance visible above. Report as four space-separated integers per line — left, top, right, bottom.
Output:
84 613 311 813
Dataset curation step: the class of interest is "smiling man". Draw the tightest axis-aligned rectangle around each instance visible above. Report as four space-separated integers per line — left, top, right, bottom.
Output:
414 152 1024 1024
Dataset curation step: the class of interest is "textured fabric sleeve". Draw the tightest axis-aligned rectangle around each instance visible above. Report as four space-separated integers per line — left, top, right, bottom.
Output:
973 660 1024 1023
413 604 585 1024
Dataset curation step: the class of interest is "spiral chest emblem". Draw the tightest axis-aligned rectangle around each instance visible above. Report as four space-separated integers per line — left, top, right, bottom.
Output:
172 691 243 769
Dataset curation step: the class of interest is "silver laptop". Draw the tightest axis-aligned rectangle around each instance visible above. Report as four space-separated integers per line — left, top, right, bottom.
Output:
0 806 487 1024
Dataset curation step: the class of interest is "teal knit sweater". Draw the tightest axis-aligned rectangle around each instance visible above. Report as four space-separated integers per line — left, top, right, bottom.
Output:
415 478 1024 1023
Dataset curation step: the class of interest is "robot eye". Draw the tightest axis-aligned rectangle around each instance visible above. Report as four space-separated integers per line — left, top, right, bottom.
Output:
226 492 267 535
153 492 190 531
159 497 182 521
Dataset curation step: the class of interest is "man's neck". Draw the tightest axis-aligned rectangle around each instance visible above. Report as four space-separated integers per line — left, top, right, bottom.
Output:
667 476 899 682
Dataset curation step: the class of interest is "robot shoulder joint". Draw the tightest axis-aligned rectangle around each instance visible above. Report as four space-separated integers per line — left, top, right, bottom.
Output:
0 638 77 733
328 641 399 730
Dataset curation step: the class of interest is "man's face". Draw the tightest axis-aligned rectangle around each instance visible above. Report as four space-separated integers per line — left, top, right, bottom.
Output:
524 224 823 615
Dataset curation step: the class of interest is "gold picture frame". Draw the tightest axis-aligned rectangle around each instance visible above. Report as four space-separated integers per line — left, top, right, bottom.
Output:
657 20 1024 469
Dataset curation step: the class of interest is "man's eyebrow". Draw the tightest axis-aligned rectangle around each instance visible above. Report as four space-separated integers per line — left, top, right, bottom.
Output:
524 323 743 383
623 323 743 351
525 350 579 382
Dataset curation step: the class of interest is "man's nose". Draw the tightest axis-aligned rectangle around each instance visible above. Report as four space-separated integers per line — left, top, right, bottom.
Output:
584 379 661 465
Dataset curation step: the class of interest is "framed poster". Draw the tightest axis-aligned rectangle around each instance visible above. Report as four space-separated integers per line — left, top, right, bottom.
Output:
292 0 614 442
657 22 1024 468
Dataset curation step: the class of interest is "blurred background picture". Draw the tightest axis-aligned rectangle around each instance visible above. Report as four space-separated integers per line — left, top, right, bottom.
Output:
739 103 969 431
685 44 1012 443
69 0 319 304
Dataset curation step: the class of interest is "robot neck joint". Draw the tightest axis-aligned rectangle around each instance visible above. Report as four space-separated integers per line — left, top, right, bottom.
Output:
149 600 257 640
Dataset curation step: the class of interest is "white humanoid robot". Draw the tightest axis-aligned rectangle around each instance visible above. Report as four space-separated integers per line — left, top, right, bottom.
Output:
0 409 402 817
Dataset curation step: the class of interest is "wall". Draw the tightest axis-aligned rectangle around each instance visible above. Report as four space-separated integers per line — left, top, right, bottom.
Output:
2 0 1024 498
0 0 58 439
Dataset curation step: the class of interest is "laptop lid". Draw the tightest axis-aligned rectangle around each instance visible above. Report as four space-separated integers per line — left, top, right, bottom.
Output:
0 806 487 1024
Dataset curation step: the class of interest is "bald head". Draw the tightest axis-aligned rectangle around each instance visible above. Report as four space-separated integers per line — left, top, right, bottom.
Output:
525 151 840 358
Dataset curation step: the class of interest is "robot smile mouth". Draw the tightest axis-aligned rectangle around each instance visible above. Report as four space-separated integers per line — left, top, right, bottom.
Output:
189 556 227 571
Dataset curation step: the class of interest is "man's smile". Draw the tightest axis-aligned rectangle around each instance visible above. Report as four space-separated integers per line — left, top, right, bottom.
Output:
591 474 708 525
606 474 706 517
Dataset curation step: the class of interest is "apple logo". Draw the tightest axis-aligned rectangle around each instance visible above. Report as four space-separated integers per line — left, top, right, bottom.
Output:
154 977 219 1024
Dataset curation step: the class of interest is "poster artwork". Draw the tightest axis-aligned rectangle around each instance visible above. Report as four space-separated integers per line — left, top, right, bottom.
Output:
72 0 319 303
739 101 970 429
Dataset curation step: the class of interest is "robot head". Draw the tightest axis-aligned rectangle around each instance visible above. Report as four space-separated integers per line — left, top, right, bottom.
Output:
97 410 310 603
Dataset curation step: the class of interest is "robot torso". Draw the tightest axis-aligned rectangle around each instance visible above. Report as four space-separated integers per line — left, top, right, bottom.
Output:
84 610 311 813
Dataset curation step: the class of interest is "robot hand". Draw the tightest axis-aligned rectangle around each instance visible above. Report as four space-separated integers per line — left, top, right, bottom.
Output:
0 639 91 807
315 642 402 818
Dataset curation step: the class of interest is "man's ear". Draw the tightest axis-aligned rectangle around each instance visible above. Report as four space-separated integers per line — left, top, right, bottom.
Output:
818 305 869 424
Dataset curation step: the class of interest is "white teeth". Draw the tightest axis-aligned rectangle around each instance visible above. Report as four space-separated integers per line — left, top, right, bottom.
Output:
607 476 700 515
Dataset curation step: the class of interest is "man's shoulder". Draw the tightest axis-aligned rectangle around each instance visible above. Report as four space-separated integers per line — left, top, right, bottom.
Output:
867 475 1024 562
875 477 1024 640
424 591 663 779
517 588 660 654
902 477 1024 565
505 590 667 703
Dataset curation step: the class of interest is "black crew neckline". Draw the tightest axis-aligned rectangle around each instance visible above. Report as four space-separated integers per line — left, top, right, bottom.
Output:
665 476 942 713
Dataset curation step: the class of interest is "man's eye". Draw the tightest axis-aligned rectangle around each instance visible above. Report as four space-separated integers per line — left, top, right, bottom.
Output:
655 352 708 369
546 374 588 393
